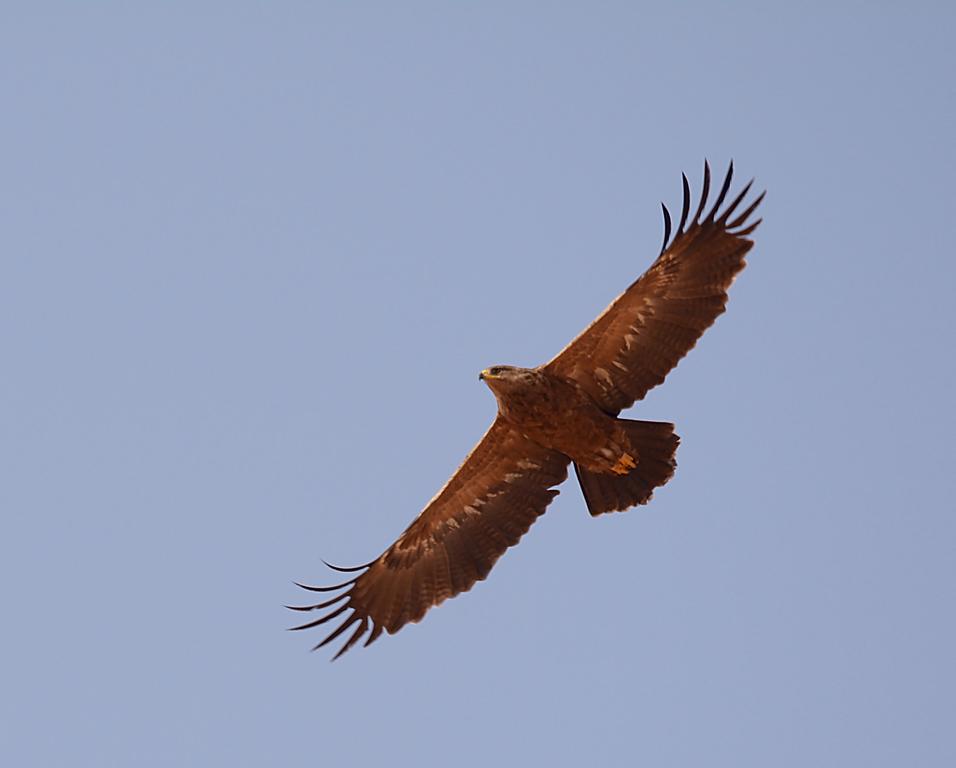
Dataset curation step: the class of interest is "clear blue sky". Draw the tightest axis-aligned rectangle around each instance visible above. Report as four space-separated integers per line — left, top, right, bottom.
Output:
2 4 954 766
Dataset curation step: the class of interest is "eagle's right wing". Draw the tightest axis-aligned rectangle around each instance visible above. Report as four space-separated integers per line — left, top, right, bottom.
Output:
289 418 569 658
545 161 763 415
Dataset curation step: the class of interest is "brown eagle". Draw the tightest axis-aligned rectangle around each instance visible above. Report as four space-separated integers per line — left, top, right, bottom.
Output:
290 161 763 658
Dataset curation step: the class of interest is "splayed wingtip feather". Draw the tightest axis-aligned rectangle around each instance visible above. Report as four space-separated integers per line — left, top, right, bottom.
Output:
321 558 375 573
677 173 691 235
692 160 711 225
660 203 672 254
293 575 360 592
706 161 734 222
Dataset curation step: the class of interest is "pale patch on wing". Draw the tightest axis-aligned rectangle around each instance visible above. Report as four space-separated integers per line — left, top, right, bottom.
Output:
594 368 614 387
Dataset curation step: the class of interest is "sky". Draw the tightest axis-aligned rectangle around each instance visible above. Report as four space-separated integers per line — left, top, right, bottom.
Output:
2 3 955 766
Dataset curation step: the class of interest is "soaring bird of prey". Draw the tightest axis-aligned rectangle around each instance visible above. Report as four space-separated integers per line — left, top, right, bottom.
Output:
290 161 764 658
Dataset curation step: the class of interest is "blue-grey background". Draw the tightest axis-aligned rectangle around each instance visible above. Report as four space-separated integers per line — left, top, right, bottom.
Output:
2 4 954 766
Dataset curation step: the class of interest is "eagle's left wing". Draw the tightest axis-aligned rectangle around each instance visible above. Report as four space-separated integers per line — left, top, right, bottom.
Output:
289 418 569 659
545 161 764 415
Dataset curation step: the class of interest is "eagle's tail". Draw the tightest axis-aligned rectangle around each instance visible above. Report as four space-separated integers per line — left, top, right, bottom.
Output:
575 419 679 516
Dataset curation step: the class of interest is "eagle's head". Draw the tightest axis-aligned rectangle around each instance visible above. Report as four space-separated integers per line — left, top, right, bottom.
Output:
478 365 539 393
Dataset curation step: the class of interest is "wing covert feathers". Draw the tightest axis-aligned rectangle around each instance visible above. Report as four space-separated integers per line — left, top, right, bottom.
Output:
289 419 569 659
546 160 764 414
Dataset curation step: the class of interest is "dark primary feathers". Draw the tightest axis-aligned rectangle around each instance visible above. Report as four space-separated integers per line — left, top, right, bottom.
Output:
291 161 763 659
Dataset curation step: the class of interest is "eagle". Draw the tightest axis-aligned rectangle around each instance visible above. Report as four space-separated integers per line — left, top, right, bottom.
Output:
290 161 764 658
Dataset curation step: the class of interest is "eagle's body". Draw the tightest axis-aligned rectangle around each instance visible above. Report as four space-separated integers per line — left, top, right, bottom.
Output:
481 366 631 474
290 161 764 658
480 364 671 477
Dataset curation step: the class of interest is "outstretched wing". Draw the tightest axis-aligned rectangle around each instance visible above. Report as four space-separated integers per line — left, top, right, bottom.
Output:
545 161 764 415
289 418 569 659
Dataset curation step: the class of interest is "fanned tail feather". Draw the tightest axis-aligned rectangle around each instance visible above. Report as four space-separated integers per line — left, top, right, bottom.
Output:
575 419 679 515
